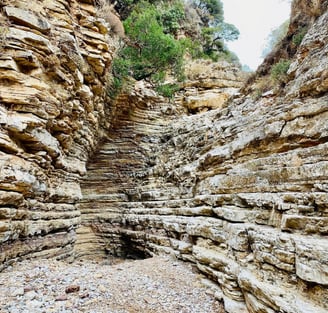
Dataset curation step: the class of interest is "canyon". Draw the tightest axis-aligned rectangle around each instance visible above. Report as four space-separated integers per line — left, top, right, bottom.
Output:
0 0 327 312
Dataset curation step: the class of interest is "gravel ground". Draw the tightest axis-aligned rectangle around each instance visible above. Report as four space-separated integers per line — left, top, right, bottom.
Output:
0 256 223 313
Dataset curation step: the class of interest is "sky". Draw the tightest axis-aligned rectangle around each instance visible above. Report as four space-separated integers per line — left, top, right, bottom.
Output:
221 0 291 70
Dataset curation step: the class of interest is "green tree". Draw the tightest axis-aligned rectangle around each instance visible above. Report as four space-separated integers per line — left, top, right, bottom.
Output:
108 0 240 97
191 0 224 24
110 1 186 97
189 0 239 60
157 2 185 34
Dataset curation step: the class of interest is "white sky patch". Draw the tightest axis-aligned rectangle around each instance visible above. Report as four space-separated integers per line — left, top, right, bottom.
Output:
221 0 291 70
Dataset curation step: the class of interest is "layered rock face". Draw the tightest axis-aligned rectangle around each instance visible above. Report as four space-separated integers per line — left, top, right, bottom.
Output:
76 62 245 259
0 1 327 313
0 0 118 268
79 6 328 313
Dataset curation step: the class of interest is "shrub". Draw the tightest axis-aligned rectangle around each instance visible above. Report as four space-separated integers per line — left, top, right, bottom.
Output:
157 2 185 34
123 6 184 80
156 83 180 98
107 57 130 98
292 27 307 47
270 59 291 83
110 1 186 98
106 76 123 99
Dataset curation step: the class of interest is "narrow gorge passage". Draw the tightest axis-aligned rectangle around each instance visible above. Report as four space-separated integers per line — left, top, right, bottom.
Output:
75 85 177 260
77 24 328 312
0 0 327 312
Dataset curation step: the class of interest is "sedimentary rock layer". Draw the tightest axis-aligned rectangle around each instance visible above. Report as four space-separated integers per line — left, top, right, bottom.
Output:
79 7 328 313
0 0 117 268
0 1 327 313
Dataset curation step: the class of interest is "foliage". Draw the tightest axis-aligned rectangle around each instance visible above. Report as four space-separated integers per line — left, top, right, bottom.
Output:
157 2 185 34
201 22 238 58
292 27 307 46
107 0 240 98
251 58 291 99
191 0 224 24
114 0 240 62
217 22 240 42
113 0 169 19
270 59 291 83
189 0 239 61
262 20 289 58
107 57 130 98
109 1 186 98
106 76 123 99
122 2 184 80
156 83 180 98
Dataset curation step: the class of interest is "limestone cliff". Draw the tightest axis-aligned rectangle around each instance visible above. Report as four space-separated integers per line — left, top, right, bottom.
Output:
0 0 118 267
0 1 327 313
78 3 328 313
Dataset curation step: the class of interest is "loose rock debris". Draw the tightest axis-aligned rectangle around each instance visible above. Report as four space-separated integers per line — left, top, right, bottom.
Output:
0 256 223 313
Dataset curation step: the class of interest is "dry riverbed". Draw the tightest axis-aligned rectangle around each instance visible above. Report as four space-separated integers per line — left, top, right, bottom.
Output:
0 256 223 313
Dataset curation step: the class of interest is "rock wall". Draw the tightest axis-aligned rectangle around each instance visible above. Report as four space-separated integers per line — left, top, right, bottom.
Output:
0 1 327 313
79 7 328 313
0 0 118 268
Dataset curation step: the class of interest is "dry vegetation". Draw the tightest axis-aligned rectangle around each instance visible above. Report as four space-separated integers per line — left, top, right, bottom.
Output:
184 58 238 81
184 59 215 80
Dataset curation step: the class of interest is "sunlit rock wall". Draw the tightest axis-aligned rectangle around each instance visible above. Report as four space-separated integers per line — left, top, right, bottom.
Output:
79 7 328 313
0 0 118 268
76 61 245 259
0 0 327 312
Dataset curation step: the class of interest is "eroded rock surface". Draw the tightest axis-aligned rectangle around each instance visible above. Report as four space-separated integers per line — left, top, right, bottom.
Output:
0 0 118 268
0 1 327 313
79 6 328 313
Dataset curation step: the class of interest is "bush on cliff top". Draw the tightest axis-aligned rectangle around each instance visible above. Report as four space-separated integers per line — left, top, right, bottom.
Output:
121 1 185 81
107 0 240 98
108 1 187 97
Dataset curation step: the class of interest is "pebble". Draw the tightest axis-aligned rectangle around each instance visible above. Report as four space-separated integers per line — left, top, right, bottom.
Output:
55 294 68 301
0 256 223 312
65 285 80 294
24 290 37 300
12 288 24 297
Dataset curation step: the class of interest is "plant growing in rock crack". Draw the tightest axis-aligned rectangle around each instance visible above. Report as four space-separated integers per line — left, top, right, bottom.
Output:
292 26 308 47
155 83 180 99
270 59 291 85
